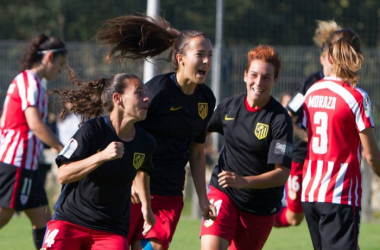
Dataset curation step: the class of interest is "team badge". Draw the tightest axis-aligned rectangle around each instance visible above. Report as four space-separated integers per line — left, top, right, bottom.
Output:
133 153 145 170
363 97 372 118
20 194 29 205
198 103 208 120
204 218 214 227
254 123 269 140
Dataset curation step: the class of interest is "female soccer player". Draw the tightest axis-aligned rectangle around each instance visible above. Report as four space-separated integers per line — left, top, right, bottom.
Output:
301 28 380 249
40 68 156 249
274 20 341 228
200 45 293 250
0 33 66 249
95 15 217 250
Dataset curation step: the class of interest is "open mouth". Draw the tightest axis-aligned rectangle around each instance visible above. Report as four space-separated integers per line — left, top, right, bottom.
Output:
197 70 207 78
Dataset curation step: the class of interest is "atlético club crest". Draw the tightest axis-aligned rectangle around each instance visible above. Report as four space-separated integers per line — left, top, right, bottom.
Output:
254 123 269 140
133 153 145 170
198 103 208 120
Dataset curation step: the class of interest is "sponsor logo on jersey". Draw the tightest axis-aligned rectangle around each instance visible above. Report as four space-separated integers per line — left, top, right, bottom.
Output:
224 114 234 121
170 106 183 111
254 123 269 140
198 103 208 119
133 153 145 169
274 140 293 157
363 97 372 117
60 138 78 159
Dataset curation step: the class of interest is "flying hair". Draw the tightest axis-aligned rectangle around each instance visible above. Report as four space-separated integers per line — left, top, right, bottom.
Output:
95 15 180 63
313 20 341 50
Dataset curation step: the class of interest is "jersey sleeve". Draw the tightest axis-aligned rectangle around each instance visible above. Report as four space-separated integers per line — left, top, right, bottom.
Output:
267 110 293 168
20 73 41 111
137 134 156 176
207 100 225 135
356 89 375 132
55 122 93 167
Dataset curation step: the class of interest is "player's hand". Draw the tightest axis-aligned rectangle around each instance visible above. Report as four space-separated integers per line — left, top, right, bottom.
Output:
200 200 217 220
101 141 124 161
218 171 248 189
131 180 141 204
141 208 156 236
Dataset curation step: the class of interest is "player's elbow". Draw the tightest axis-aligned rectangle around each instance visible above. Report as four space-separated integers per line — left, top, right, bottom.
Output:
364 153 380 177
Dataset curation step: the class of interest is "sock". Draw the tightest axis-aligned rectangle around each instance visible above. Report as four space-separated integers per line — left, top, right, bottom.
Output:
33 227 47 250
141 239 154 250
273 207 291 227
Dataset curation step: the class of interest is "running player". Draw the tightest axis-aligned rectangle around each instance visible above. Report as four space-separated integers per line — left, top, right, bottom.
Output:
302 28 380 249
95 15 217 250
274 20 341 228
40 68 156 249
0 33 66 249
200 45 293 250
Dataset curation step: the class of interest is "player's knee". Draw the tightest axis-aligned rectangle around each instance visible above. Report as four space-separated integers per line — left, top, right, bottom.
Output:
288 214 304 226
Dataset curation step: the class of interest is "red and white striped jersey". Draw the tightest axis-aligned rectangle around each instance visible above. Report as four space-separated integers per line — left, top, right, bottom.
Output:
0 70 48 170
301 77 374 207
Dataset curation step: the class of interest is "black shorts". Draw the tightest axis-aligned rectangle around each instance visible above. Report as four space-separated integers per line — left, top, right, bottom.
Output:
0 162 48 211
302 202 360 250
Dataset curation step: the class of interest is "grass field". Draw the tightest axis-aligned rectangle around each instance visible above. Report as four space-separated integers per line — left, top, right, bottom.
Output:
1 213 380 250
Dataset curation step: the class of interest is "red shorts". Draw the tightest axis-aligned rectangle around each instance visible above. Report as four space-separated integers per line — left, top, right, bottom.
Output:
40 220 128 250
200 186 274 250
285 161 303 213
128 194 184 250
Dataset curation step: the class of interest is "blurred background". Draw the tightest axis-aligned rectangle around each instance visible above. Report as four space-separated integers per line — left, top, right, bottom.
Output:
1 0 380 220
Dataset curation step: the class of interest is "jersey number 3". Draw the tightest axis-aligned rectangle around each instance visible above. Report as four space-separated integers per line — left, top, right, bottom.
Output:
312 111 328 154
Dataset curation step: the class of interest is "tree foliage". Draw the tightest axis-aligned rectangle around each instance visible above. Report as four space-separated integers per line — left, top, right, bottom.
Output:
1 0 380 47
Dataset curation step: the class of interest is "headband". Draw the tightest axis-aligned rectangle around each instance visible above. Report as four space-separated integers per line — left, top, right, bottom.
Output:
38 47 67 55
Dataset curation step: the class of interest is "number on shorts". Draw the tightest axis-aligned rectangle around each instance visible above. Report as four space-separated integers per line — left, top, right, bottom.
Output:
21 178 32 196
209 198 222 216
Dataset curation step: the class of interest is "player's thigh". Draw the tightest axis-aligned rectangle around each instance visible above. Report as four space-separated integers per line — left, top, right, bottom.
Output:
87 232 128 250
200 186 239 244
318 203 360 250
302 202 322 249
41 220 87 250
128 202 144 244
230 212 274 250
0 207 15 228
25 205 52 228
131 195 183 250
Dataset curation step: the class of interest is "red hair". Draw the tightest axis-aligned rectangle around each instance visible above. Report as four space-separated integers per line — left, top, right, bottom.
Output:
245 45 281 80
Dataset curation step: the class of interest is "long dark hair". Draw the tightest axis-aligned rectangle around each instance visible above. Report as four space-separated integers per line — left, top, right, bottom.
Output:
95 15 208 71
51 67 140 124
20 33 67 71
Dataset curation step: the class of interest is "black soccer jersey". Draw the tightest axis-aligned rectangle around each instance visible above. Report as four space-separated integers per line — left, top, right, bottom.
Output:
137 72 216 196
287 71 323 163
208 94 293 215
53 116 155 237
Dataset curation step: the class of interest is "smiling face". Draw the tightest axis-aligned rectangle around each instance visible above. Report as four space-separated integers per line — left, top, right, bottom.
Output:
176 36 213 85
244 59 277 108
118 77 149 122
